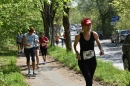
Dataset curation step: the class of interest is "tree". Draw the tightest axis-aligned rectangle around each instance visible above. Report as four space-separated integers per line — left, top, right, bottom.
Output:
63 1 72 51
34 0 73 50
34 0 60 46
111 0 130 30
0 0 43 46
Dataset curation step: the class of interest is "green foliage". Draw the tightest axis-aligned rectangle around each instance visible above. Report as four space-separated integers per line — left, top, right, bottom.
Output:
0 72 27 86
1 58 20 74
76 0 116 38
0 0 43 47
95 59 130 86
111 0 130 30
0 46 27 86
69 7 83 24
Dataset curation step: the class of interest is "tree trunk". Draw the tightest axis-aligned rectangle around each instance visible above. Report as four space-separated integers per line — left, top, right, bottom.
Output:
63 2 72 52
43 2 50 39
49 1 57 46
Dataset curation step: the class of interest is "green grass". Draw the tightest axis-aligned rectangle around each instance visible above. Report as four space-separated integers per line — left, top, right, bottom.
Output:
48 46 80 72
95 60 130 86
48 46 130 86
0 46 27 86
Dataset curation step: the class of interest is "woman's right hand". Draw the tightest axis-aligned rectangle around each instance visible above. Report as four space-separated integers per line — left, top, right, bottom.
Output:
26 44 31 46
76 53 81 60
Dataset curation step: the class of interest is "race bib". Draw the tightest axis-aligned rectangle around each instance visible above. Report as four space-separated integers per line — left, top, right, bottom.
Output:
83 50 94 60
42 43 46 46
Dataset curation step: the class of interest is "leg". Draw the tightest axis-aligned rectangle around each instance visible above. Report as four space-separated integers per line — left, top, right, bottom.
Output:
17 42 20 53
62 39 64 47
20 43 24 53
31 48 36 74
41 48 47 64
88 64 97 80
56 41 59 45
78 60 93 86
36 47 39 68
31 48 36 70
43 48 47 63
40 46 45 64
24 48 31 74
116 35 119 46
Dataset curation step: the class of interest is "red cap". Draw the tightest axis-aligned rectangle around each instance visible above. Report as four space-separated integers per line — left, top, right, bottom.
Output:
81 18 92 26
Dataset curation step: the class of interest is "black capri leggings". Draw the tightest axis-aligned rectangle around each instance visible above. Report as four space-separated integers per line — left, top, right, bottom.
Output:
78 57 97 86
24 47 36 63
40 46 47 56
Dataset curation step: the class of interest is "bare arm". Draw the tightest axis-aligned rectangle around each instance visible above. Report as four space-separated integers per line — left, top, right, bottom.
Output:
73 34 80 54
73 34 81 60
45 37 49 43
93 31 104 55
22 36 25 46
22 35 30 46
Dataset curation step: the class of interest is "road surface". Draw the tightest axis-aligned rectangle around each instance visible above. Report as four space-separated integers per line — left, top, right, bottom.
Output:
17 54 104 86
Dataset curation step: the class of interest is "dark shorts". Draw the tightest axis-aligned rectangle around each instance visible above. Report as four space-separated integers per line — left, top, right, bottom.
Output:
55 41 59 44
17 41 21 45
24 47 36 62
40 46 47 56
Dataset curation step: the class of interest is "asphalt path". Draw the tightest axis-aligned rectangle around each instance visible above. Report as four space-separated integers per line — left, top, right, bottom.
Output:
58 31 124 70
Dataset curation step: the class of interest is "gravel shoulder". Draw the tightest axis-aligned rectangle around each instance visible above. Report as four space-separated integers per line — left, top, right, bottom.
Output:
16 53 104 86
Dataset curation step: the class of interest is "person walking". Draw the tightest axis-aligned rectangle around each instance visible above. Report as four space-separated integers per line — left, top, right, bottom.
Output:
115 29 120 46
22 27 37 75
20 32 24 53
39 32 49 64
34 31 40 68
16 32 23 54
16 32 21 54
73 18 104 86
55 33 59 45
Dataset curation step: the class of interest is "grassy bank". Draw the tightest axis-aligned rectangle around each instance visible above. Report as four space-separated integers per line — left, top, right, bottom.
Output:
48 46 130 86
0 46 27 86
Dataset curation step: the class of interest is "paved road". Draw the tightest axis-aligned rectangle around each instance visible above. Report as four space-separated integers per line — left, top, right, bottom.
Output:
59 31 124 70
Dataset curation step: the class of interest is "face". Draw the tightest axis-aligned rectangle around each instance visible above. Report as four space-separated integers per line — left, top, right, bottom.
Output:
82 24 92 31
40 34 44 38
28 30 34 35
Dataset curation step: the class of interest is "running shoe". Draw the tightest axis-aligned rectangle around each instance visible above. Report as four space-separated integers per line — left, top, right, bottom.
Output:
33 71 37 75
43 61 46 65
28 69 31 75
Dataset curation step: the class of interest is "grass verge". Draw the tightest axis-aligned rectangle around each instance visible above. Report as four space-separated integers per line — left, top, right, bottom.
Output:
0 46 27 86
48 46 130 86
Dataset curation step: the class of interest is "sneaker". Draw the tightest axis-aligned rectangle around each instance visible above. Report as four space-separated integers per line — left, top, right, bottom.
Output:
28 70 31 75
43 61 46 65
33 71 37 75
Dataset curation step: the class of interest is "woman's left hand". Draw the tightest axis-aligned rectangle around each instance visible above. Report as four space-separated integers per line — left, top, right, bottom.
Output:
100 51 104 56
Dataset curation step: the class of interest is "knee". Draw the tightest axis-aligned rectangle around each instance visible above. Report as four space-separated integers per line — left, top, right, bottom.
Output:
32 57 35 62
27 59 30 63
